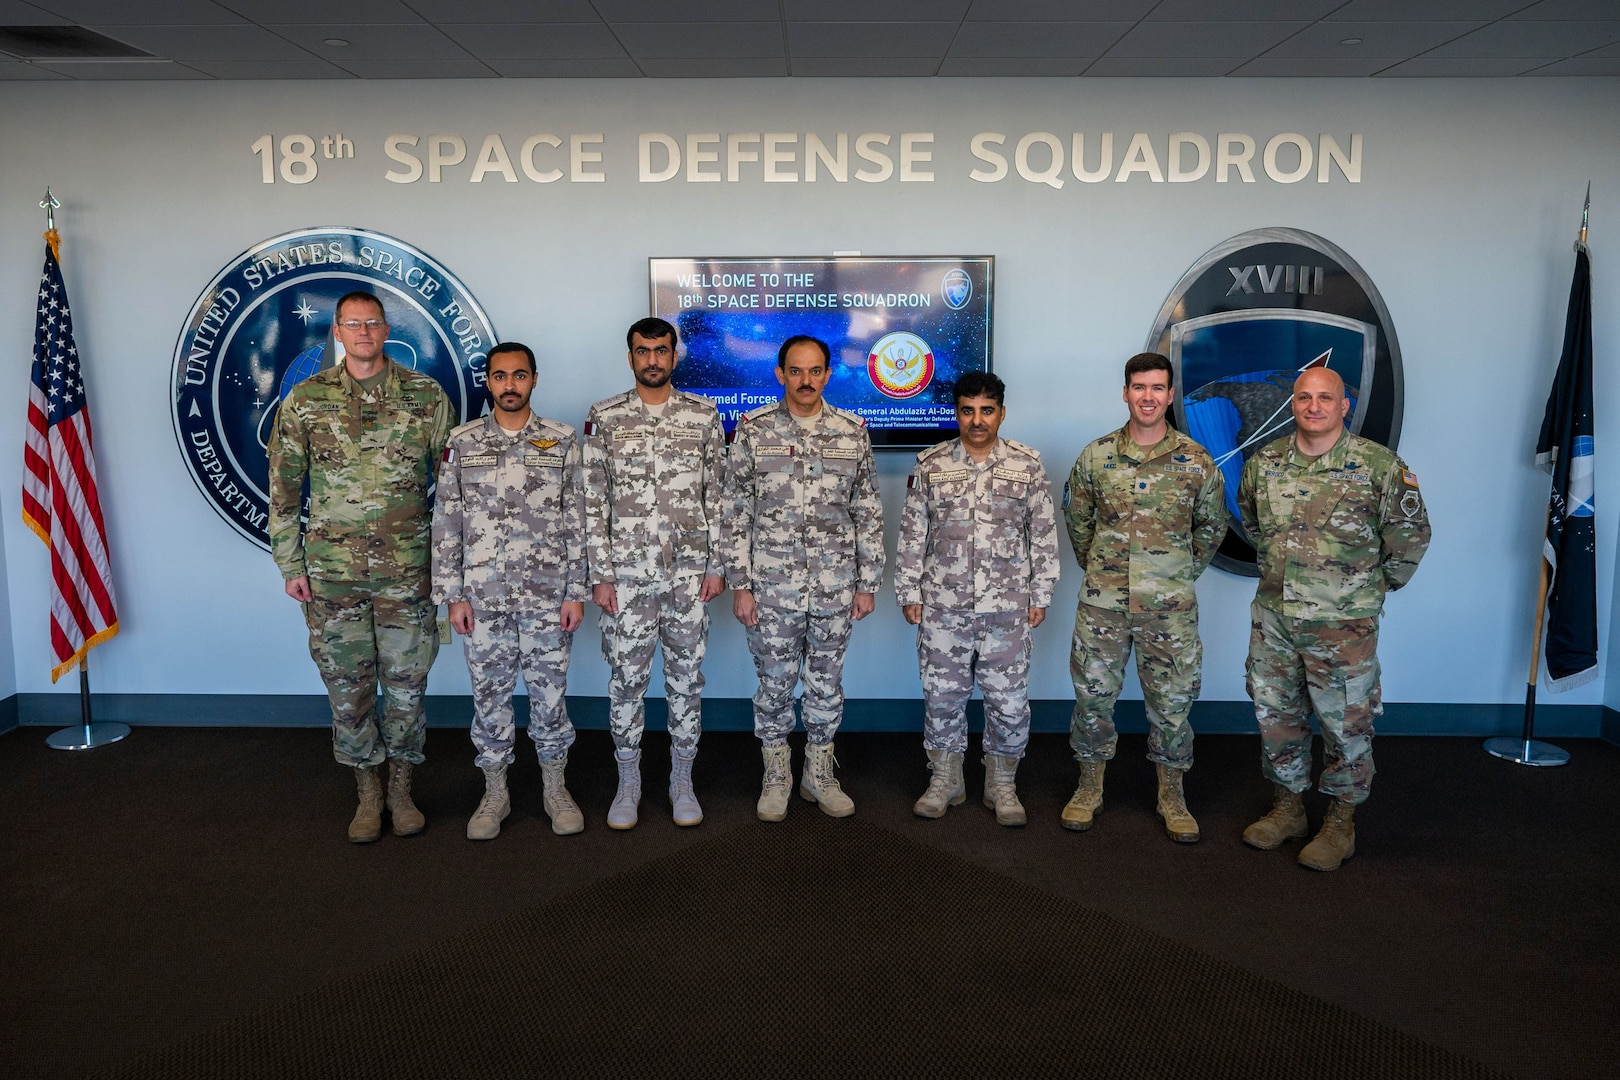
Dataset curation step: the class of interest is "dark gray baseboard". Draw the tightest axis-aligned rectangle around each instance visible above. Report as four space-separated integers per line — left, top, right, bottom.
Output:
3 693 1610 741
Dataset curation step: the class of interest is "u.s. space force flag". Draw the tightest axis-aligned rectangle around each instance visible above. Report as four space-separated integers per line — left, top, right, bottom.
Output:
1535 247 1596 692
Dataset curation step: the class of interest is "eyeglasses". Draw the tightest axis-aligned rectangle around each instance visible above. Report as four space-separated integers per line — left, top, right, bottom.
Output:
633 345 673 359
338 319 386 331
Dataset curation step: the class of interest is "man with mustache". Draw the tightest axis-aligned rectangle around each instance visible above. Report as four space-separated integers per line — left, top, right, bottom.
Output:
1064 352 1225 842
894 372 1061 825
269 290 452 842
1238 365 1429 871
432 342 587 840
724 334 884 821
583 317 726 830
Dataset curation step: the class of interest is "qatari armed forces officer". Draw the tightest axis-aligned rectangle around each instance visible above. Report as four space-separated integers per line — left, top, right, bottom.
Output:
1238 366 1429 871
1064 352 1225 842
432 342 587 841
269 290 453 843
725 335 885 822
584 317 726 831
895 372 1061 826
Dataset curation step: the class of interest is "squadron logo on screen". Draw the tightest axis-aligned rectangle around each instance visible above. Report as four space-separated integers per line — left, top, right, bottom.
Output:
1145 227 1404 576
169 226 497 549
867 331 936 399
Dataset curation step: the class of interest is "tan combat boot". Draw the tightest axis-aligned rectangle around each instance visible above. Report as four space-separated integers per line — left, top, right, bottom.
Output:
800 742 855 817
386 759 425 836
466 764 510 841
1155 763 1200 844
982 754 1027 827
1060 760 1105 831
539 756 584 836
349 765 383 843
1242 783 1309 850
1298 799 1356 871
913 748 966 818
757 744 792 822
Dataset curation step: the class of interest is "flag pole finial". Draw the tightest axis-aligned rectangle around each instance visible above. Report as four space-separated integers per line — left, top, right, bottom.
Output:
39 187 59 233
1576 181 1590 254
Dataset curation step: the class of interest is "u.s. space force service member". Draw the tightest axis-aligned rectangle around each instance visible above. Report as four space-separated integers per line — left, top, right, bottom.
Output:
432 342 587 841
583 317 727 831
725 335 885 822
1064 352 1225 843
895 372 1061 827
1238 365 1429 872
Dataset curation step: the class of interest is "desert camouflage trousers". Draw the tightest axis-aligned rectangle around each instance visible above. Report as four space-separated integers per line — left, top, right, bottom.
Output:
744 603 854 747
304 575 438 769
917 607 1032 758
1070 604 1201 769
1246 602 1380 805
599 574 707 754
465 605 575 768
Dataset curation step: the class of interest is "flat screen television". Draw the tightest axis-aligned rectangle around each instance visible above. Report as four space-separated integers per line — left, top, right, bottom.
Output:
649 256 993 448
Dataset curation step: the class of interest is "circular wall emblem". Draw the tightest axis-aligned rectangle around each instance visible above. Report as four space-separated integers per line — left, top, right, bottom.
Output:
1145 227 1403 576
170 226 497 549
867 330 936 399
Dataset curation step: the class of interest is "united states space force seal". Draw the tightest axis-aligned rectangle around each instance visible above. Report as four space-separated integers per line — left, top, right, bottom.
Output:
170 227 497 549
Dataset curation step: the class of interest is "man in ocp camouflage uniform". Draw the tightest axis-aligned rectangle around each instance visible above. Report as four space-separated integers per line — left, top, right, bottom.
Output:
269 290 452 843
725 334 884 822
895 372 1060 826
584 317 726 831
433 342 587 841
1238 366 1429 872
1064 352 1225 843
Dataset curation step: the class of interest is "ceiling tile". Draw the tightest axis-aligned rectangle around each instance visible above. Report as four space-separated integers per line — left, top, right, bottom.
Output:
331 58 496 77
485 56 643 76
31 1 245 23
788 21 959 58
613 22 783 59
441 22 624 60
1377 56 1548 74
1263 21 1484 58
0 58 68 76
785 0 969 19
1232 56 1407 75
949 21 1131 58
219 0 423 24
790 56 939 75
639 56 788 76
937 56 1083 74
597 0 778 20
409 0 601 21
85 24 315 61
1510 0 1620 19
965 0 1156 18
0 1 60 24
1146 0 1341 20
1582 39 1620 56
1523 55 1620 72
271 23 470 60
1105 21 1310 57
1425 20 1620 57
31 57 210 76
1084 56 1244 75
1325 0 1525 18
185 59 354 77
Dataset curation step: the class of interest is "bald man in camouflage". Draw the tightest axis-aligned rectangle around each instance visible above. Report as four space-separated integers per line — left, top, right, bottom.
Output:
1238 365 1430 872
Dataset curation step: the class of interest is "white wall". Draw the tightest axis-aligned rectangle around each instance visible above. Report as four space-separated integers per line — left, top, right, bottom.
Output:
0 77 1615 716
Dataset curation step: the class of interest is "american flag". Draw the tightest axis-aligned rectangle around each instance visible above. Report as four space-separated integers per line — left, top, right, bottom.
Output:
22 230 118 682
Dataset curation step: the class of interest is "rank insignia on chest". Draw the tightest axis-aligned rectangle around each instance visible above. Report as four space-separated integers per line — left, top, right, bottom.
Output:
530 438 559 450
1173 454 1191 463
462 453 499 468
757 445 794 457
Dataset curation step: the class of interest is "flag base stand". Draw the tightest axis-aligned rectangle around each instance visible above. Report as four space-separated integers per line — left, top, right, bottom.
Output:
1483 736 1570 767
47 721 130 751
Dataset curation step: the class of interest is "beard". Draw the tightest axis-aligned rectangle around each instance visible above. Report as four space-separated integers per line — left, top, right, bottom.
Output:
635 367 670 388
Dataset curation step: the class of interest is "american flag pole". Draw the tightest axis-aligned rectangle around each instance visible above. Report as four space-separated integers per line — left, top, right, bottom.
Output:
27 191 128 751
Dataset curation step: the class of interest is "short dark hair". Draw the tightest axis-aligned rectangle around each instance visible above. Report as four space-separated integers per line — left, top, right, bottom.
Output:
777 334 831 369
1124 352 1172 387
335 290 387 322
487 341 535 374
627 317 677 350
953 370 1005 406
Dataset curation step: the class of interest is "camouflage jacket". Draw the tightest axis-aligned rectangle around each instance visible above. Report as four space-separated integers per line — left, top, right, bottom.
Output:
431 413 587 612
1065 426 1226 613
895 437 1061 613
1239 430 1430 621
724 401 885 613
268 360 452 582
582 388 725 585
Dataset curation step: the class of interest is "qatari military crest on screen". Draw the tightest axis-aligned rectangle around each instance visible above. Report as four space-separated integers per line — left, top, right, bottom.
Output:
1145 227 1404 576
170 227 497 549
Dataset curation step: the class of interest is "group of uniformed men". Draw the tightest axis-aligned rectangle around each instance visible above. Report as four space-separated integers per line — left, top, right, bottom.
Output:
269 291 1430 873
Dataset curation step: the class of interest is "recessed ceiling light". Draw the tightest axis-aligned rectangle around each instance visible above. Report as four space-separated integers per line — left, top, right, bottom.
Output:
1340 37 1363 45
323 38 349 47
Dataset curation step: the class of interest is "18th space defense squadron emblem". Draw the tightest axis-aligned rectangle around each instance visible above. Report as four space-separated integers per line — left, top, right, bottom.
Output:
1145 227 1404 576
868 330 936 398
169 227 497 549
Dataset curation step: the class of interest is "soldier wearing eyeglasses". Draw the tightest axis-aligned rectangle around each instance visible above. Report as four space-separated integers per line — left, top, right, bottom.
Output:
269 290 453 843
